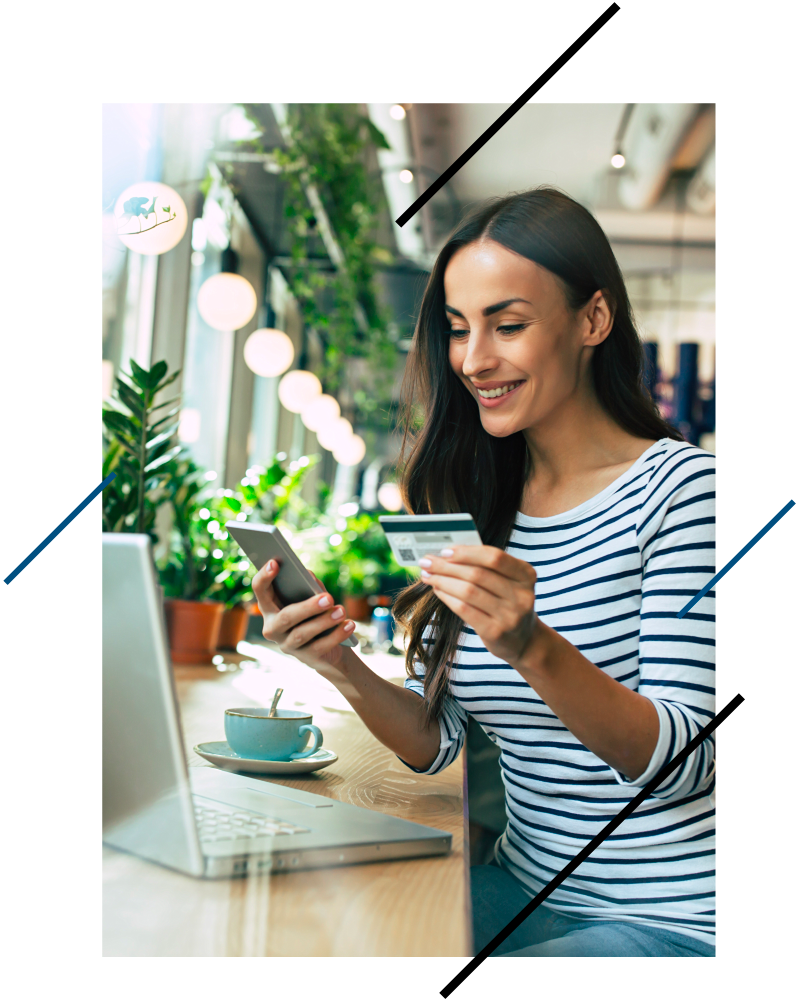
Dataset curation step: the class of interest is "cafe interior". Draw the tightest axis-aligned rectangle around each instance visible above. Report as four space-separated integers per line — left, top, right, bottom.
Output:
102 102 716 957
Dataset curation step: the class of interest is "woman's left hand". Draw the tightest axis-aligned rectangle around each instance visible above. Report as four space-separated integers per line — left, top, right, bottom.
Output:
419 546 539 666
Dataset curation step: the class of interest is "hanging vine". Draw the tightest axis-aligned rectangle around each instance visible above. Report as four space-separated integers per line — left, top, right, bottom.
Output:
245 103 400 422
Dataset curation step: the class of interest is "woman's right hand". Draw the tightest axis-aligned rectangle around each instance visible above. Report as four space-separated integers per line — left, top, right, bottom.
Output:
251 559 356 672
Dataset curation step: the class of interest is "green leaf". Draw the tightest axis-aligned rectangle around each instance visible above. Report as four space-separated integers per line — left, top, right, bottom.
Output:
363 117 391 150
150 394 182 414
102 442 123 478
112 437 140 459
128 359 150 390
153 369 180 395
106 397 141 428
149 405 181 430
145 443 177 468
148 359 168 388
144 445 182 474
146 426 179 452
102 408 137 435
116 381 145 417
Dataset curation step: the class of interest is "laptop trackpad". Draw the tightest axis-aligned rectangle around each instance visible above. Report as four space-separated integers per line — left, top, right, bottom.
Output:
198 787 332 813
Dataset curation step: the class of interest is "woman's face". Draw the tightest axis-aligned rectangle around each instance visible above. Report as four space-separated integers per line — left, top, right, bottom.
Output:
444 238 610 439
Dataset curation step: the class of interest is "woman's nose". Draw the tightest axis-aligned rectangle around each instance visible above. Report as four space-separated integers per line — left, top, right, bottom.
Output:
461 332 498 377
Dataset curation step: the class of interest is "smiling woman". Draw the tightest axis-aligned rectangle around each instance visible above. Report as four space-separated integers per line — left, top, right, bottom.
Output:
395 188 683 719
391 187 716 957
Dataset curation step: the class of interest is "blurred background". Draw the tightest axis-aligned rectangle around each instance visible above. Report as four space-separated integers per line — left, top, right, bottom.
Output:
102 102 715 657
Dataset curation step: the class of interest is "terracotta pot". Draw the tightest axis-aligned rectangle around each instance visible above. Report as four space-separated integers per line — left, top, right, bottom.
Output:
164 599 225 664
344 595 371 623
217 605 250 651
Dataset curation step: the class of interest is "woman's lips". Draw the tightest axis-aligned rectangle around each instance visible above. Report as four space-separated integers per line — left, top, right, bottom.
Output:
474 380 525 408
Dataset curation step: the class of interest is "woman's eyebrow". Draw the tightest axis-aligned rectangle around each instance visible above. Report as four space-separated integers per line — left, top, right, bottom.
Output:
444 298 531 319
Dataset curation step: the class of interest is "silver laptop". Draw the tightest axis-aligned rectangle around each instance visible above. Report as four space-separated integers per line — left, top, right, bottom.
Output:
102 533 451 878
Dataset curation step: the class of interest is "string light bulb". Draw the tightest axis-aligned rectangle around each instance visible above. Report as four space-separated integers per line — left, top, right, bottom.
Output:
301 394 341 431
377 482 403 511
317 417 353 451
243 328 294 377
197 272 257 331
334 434 366 467
278 370 322 413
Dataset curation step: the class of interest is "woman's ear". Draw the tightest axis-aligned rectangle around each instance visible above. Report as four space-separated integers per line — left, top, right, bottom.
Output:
582 289 614 346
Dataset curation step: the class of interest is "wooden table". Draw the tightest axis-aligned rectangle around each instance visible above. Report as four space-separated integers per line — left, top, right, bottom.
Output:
103 641 471 957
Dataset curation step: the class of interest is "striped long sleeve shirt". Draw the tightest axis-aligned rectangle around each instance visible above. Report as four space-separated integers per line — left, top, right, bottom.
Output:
402 438 716 946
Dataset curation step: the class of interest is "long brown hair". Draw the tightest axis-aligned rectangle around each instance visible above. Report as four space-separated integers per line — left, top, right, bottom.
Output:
393 186 682 721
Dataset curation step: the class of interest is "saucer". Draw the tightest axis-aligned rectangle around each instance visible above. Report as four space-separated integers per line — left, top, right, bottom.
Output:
194 742 338 775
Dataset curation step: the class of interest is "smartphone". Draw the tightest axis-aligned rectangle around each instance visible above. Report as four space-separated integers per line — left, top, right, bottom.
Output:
225 522 358 647
378 513 483 567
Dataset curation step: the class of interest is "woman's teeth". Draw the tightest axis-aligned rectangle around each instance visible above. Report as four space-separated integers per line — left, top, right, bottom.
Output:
476 381 522 399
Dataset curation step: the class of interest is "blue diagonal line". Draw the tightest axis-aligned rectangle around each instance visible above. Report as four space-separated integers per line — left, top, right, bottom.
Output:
677 499 795 617
4 472 117 585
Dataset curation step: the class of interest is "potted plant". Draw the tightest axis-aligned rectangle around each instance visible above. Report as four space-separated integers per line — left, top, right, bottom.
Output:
158 455 229 663
102 358 182 536
158 452 321 658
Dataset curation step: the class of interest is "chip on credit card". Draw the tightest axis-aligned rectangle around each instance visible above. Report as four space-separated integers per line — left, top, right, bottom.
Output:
378 514 483 567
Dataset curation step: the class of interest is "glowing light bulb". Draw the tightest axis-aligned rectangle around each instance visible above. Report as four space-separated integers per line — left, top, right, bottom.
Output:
399 169 414 184
197 273 258 331
377 482 403 511
611 152 626 169
317 417 353 451
278 370 322 413
333 434 366 467
243 328 294 377
390 104 406 120
114 181 188 255
301 394 341 431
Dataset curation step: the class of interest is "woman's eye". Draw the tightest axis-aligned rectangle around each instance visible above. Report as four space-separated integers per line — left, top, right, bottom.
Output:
448 324 525 337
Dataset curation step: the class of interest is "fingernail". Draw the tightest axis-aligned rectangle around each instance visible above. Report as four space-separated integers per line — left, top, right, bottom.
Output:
267 560 277 571
418 558 432 568
343 620 355 633
318 595 332 608
420 569 431 579
440 549 454 557
331 607 344 620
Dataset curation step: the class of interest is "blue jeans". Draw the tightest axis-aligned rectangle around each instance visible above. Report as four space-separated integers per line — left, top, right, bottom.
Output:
471 863 715 957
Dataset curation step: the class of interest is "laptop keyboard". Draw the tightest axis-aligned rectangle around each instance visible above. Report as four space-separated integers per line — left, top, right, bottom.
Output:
194 802 309 843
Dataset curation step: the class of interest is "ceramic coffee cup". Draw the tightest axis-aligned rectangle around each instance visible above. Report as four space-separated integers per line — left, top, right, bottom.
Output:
224 707 323 762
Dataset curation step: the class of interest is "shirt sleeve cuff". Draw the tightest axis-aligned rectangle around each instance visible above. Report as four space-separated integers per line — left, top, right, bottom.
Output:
396 708 459 775
609 697 672 788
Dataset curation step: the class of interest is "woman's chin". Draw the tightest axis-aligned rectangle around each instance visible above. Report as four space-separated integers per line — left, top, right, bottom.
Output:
479 415 526 438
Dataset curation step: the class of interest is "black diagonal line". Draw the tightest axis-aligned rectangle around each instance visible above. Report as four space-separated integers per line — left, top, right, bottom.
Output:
395 3 620 228
441 692 743 996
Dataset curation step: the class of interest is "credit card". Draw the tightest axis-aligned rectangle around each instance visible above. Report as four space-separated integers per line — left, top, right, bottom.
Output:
379 514 483 567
